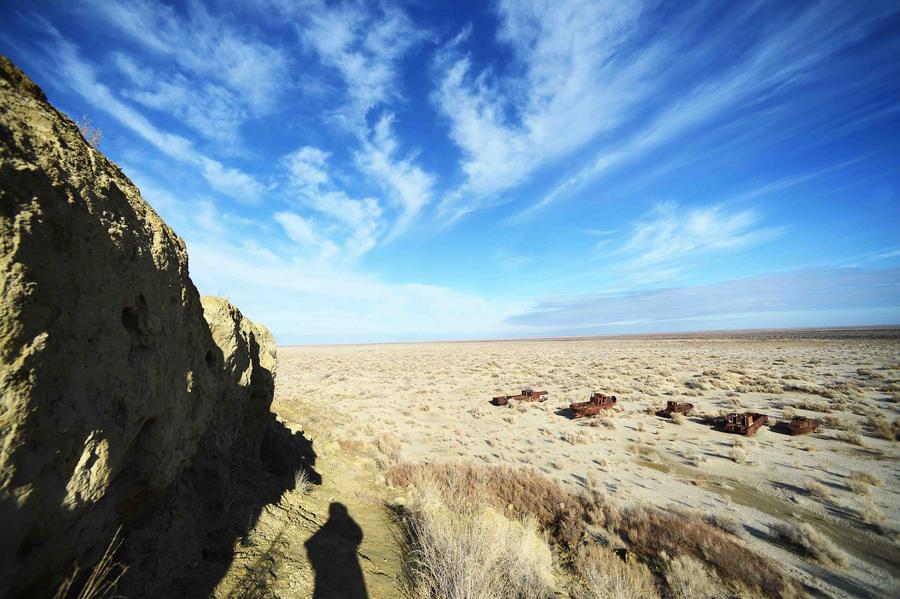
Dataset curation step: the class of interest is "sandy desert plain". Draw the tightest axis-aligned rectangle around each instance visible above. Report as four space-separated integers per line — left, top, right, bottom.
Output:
222 328 900 598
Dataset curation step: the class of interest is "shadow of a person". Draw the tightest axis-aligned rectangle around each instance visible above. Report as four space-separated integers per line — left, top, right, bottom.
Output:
305 502 369 599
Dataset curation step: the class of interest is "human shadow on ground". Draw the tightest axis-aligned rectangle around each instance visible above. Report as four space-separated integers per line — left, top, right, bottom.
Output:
305 502 368 599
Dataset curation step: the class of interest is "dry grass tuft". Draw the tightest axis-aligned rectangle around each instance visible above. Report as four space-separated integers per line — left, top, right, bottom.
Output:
293 468 313 494
729 447 747 464
392 486 556 599
574 545 659 599
769 522 847 567
835 431 865 446
846 479 870 495
803 479 831 499
664 554 722 599
849 471 883 486
866 413 897 441
703 512 742 536
54 527 127 599
561 429 595 445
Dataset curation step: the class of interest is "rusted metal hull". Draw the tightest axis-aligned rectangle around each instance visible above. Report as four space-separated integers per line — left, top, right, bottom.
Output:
519 390 548 402
723 412 768 436
569 393 617 418
658 401 694 417
786 416 821 435
490 389 547 406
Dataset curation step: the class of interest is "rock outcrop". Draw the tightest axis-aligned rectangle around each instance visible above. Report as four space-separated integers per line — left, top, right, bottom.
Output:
0 55 309 597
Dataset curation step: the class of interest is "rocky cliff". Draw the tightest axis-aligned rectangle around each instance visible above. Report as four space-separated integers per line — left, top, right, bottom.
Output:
0 55 310 597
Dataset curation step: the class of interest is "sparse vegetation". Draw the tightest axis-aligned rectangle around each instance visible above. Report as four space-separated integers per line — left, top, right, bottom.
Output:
392 487 556 599
803 479 831 499
76 114 102 148
54 527 127 599
386 462 797 598
575 545 659 599
293 468 313 494
836 431 866 446
849 470 883 486
769 522 847 567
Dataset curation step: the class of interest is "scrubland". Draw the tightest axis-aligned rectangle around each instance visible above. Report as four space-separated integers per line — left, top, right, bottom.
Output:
267 331 899 597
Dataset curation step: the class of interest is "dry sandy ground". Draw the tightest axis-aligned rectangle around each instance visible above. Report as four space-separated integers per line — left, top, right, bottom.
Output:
265 330 899 598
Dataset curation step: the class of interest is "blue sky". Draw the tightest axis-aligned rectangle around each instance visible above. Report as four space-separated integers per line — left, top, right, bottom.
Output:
2 0 899 343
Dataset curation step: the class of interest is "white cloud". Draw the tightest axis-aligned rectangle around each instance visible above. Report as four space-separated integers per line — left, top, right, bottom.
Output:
300 1 425 129
619 202 783 271
296 1 435 234
284 146 331 191
122 72 248 144
281 146 383 259
519 1 899 218
434 0 655 218
88 0 287 112
39 24 265 203
274 212 339 259
507 267 900 333
355 114 434 236
185 235 524 343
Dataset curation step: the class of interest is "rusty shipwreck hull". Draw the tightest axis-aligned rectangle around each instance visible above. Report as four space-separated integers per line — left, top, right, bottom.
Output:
786 416 821 435
491 389 548 406
658 401 694 418
723 412 768 436
570 392 617 418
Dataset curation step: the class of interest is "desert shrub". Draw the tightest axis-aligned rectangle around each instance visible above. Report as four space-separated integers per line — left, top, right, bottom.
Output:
821 415 849 430
614 505 795 597
849 471 883 486
386 462 796 597
562 429 595 445
792 399 832 413
293 468 313 494
729 447 747 464
393 487 556 598
703 512 741 536
854 498 885 529
769 522 846 566
589 416 617 430
846 480 870 495
835 431 865 446
803 479 831 499
866 413 896 440
76 114 102 148
671 413 686 425
386 462 590 549
574 545 659 599
665 554 722 599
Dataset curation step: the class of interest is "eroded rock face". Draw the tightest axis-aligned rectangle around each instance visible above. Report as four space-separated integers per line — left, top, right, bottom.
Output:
0 55 286 597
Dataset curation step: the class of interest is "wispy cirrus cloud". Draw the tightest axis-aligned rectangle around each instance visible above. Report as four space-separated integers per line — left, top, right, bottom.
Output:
518 1 900 218
35 21 265 203
355 114 435 237
617 202 783 275
281 145 383 260
299 1 425 131
88 0 287 112
433 0 655 219
507 266 900 331
429 0 899 222
296 0 435 236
